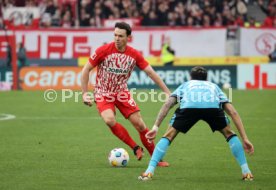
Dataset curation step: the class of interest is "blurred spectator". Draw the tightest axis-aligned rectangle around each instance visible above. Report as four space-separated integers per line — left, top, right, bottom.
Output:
244 16 261 27
161 37 175 66
202 14 211 27
269 43 276 63
17 43 28 67
1 0 273 28
236 0 248 21
2 0 14 8
45 0 57 17
235 14 245 26
156 2 169 26
25 0 36 7
60 3 74 27
79 7 90 26
214 13 224 26
258 0 276 27
142 10 158 26
38 0 47 15
186 16 195 27
51 7 61 26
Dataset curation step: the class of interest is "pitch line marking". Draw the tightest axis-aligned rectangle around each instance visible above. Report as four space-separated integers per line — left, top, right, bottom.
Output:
0 114 16 121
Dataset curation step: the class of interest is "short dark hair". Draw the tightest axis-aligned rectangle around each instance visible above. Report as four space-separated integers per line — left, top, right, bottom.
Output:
115 22 132 36
190 66 207 80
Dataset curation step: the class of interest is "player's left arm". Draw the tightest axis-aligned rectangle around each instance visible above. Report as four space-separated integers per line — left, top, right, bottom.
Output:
224 102 254 155
143 65 171 95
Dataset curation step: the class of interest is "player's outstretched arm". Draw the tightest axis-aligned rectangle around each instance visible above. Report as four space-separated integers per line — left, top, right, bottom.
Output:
146 97 177 141
81 62 94 107
143 65 171 95
224 103 254 155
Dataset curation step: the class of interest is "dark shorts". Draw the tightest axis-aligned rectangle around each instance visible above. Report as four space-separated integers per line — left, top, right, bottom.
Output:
169 108 230 133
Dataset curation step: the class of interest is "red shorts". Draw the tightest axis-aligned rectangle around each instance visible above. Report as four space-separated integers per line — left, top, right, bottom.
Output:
95 91 140 119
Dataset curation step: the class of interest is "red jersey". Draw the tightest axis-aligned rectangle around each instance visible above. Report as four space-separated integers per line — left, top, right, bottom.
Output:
88 42 149 95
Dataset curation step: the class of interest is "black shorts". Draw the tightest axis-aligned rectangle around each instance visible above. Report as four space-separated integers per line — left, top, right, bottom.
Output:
169 108 230 133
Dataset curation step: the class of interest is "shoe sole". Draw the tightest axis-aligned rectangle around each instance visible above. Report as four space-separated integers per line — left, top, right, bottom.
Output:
138 176 152 181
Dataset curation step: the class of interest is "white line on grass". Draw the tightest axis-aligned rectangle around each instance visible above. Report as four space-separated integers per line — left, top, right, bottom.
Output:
0 114 16 121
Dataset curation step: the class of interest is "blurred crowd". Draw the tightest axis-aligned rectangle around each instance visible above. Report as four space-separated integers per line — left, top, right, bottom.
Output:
0 0 275 28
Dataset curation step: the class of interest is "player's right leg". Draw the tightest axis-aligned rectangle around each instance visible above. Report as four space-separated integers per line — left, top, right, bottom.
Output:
101 109 138 150
96 96 142 160
220 126 253 181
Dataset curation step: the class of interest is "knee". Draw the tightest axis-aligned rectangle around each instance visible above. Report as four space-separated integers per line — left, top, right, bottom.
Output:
102 116 116 127
134 120 146 132
163 126 178 142
133 122 145 132
221 127 235 139
129 115 146 132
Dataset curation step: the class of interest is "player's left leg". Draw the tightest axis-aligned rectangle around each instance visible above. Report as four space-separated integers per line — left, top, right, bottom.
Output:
220 126 253 180
138 126 178 180
128 112 170 167
128 112 155 154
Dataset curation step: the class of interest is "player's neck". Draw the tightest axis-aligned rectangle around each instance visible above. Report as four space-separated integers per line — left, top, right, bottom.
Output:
115 44 126 52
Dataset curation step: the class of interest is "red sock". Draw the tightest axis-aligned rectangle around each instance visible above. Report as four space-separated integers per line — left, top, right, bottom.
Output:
110 123 137 149
139 128 155 156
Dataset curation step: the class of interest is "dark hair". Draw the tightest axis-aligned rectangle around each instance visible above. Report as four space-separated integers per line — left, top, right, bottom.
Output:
190 66 207 80
115 22 132 36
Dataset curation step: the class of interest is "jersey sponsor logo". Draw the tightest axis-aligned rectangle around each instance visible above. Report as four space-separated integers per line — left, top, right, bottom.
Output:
107 67 129 74
103 53 135 74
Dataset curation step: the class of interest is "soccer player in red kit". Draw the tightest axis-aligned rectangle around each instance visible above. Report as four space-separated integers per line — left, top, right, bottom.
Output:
81 22 170 166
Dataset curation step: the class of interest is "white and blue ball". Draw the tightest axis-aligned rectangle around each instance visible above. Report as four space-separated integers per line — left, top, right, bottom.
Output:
108 148 129 167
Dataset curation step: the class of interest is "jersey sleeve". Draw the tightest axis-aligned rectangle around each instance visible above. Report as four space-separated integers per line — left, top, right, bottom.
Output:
88 45 106 67
135 51 149 70
171 84 184 100
216 85 229 103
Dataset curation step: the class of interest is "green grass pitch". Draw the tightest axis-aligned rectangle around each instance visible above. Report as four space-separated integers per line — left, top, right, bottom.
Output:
0 90 275 190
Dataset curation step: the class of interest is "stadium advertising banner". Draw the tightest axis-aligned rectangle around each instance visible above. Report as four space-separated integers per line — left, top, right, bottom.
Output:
19 67 96 90
19 66 236 90
0 28 226 59
237 64 276 89
240 28 276 56
130 66 237 89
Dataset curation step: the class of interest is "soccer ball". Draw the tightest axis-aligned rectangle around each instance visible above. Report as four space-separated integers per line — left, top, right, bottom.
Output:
108 148 129 167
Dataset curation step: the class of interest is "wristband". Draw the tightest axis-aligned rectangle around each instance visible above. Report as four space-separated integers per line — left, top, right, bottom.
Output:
152 125 159 132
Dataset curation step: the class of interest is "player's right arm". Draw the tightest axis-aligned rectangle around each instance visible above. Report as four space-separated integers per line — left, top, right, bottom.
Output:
81 45 106 107
146 96 177 141
146 84 183 141
224 103 254 155
81 62 94 107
